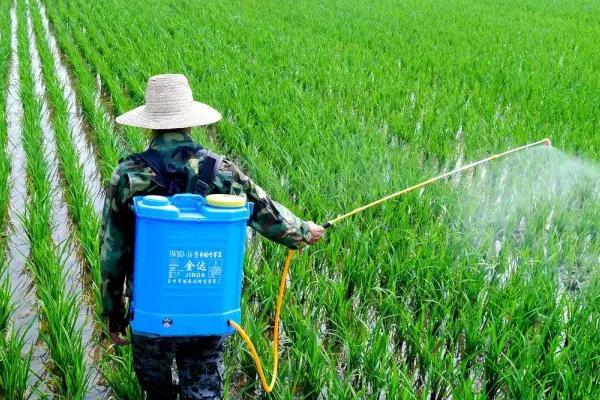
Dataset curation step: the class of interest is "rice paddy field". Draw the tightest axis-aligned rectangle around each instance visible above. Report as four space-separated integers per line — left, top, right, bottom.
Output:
1 0 600 398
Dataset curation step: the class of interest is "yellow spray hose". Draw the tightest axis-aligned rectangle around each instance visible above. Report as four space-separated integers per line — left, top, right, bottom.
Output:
228 137 551 392
228 249 295 392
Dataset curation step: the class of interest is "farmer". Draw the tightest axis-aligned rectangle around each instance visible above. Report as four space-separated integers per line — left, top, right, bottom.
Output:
100 74 325 399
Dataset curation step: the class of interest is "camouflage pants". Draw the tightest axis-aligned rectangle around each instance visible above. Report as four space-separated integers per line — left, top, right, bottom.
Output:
131 334 225 400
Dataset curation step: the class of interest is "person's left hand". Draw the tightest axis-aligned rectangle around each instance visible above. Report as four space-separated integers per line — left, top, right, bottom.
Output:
305 221 325 245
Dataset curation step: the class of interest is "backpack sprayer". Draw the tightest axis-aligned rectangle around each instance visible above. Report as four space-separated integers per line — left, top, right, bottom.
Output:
130 137 551 392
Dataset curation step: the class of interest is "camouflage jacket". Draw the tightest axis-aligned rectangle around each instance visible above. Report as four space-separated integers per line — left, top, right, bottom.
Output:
100 131 311 322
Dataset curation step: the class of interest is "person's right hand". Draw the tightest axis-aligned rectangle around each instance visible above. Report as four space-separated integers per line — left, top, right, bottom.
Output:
305 221 325 245
108 317 130 346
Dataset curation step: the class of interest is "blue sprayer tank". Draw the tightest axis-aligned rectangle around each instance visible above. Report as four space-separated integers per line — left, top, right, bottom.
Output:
131 193 253 337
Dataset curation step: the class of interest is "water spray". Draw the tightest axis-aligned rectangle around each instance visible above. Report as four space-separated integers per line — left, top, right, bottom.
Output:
229 137 553 392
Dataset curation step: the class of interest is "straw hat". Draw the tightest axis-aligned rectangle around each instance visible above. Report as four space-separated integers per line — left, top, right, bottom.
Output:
115 74 222 129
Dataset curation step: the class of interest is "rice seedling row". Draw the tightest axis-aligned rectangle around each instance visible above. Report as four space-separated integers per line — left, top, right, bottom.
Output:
0 0 15 336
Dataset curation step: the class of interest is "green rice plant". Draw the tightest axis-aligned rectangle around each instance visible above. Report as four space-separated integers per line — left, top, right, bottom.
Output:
0 329 34 399
0 268 10 334
0 10 11 238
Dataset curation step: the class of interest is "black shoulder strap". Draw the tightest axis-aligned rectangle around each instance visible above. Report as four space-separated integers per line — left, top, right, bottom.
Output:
136 148 171 191
193 150 222 196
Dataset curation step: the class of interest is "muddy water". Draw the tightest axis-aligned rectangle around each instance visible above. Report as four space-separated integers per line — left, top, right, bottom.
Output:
37 1 104 214
26 3 106 398
6 3 47 393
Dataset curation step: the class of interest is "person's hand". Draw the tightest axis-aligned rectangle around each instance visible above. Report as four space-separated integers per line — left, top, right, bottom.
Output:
305 221 325 245
108 317 130 346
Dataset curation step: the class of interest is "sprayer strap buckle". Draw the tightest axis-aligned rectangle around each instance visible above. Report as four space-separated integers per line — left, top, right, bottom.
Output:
195 150 222 194
194 180 210 196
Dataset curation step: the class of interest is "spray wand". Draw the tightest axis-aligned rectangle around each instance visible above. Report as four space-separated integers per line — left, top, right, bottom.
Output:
228 137 552 392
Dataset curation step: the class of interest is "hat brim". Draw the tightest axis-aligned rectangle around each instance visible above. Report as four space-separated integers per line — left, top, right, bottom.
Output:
115 101 222 129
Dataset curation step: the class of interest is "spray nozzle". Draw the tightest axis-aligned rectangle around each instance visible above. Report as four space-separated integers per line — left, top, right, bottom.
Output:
542 138 552 146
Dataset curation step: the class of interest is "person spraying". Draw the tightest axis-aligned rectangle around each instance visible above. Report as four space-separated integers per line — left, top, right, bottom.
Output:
100 74 325 399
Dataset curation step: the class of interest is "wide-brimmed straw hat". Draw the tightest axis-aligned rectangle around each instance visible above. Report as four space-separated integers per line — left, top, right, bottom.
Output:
115 74 222 129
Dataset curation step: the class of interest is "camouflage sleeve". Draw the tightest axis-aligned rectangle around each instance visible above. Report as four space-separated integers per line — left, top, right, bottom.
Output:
100 166 133 324
213 158 312 249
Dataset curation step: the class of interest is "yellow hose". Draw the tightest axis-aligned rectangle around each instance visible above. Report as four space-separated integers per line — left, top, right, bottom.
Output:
228 249 295 393
229 137 551 392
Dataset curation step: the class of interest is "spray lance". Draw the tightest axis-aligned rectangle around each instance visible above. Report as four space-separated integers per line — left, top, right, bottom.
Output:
228 137 552 392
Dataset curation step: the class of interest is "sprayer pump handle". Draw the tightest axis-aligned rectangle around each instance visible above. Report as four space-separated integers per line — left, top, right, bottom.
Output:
321 221 332 229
